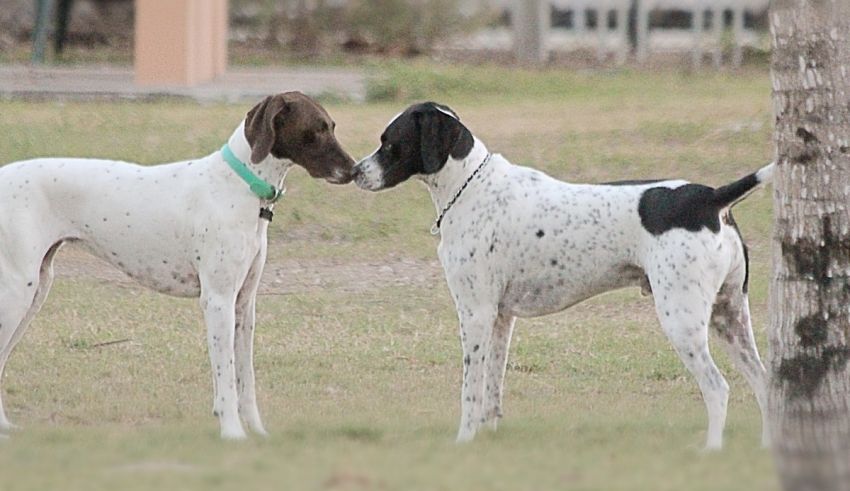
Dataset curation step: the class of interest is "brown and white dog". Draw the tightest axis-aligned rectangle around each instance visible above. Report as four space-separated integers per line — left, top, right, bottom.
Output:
0 92 354 439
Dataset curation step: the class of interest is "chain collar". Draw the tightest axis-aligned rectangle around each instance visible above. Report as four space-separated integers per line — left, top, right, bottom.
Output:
430 153 492 235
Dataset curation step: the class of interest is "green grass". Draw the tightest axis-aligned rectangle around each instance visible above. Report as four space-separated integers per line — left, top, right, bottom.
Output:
0 63 779 490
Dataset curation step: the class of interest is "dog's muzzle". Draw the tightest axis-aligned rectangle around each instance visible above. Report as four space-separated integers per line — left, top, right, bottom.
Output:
325 169 354 185
352 156 384 191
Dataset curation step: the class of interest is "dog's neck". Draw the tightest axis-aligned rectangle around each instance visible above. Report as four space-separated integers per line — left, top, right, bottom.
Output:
420 137 491 215
224 121 293 193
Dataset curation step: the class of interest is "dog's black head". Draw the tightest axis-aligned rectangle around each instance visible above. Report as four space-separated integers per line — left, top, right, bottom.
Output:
352 102 474 191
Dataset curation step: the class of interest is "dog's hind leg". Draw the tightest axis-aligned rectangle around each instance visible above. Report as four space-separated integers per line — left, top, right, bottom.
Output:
0 242 61 432
649 269 729 450
482 313 516 431
710 288 769 447
234 246 267 437
0 292 32 433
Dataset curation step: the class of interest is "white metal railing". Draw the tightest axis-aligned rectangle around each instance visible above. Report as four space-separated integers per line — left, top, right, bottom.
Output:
460 0 768 66
637 0 769 66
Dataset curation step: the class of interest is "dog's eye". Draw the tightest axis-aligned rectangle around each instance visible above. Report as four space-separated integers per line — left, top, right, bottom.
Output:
384 143 393 153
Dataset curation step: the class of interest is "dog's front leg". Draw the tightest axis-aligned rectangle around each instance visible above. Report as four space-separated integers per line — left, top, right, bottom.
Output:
455 306 498 443
234 246 268 437
235 293 267 436
482 313 516 431
201 291 246 440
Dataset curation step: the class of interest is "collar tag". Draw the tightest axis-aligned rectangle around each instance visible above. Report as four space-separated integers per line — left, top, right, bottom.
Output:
259 207 274 222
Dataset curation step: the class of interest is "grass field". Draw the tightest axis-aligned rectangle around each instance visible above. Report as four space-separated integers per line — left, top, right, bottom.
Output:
0 64 779 490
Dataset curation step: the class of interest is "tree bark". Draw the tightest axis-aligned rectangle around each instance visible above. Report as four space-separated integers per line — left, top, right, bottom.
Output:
768 1 850 490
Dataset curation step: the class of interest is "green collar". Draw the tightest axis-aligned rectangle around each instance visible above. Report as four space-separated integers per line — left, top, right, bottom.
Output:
221 144 282 202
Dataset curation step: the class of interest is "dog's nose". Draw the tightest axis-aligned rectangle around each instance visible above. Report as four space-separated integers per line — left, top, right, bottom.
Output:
351 165 363 179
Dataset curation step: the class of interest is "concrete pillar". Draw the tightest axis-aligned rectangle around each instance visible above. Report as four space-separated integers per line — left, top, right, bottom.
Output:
514 0 547 65
731 6 744 67
134 0 228 86
691 6 705 68
636 0 650 63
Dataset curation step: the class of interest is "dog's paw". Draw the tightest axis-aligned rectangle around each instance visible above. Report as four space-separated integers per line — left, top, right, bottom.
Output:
455 429 478 444
250 425 270 439
700 441 723 453
220 426 248 441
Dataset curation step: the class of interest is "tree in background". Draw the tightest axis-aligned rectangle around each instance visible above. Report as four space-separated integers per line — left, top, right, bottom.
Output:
768 1 850 489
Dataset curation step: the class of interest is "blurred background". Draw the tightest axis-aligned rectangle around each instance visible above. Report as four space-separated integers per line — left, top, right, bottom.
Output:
1 0 771 100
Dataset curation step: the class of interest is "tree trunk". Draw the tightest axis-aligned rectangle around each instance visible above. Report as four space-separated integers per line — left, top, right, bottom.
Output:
768 1 850 490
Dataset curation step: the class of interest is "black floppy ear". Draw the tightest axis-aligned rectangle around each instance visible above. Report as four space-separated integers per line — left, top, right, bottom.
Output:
418 108 468 174
244 95 289 164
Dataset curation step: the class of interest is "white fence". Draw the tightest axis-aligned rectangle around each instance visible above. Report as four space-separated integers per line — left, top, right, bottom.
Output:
457 0 769 66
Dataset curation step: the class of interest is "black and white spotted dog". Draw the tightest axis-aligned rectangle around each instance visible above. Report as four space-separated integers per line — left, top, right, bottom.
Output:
352 102 773 449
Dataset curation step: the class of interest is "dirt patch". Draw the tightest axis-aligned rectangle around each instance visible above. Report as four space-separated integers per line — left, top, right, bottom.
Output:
53 242 444 295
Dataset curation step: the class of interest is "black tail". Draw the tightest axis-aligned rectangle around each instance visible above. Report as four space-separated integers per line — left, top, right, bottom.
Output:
712 162 774 209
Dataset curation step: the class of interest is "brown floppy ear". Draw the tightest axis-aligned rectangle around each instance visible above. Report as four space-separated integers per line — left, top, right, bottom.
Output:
244 95 289 164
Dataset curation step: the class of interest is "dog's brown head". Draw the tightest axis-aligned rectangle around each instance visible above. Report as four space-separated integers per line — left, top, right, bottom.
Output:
244 92 354 184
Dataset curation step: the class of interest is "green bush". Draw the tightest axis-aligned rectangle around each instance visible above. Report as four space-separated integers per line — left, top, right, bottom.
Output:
230 0 466 56
348 0 465 55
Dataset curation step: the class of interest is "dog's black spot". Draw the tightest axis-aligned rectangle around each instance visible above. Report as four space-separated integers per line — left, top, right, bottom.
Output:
550 259 558 266
639 185 721 235
26 282 32 287
639 169 764 236
536 229 545 238
473 344 479 352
